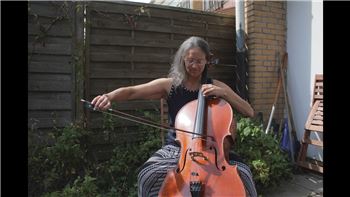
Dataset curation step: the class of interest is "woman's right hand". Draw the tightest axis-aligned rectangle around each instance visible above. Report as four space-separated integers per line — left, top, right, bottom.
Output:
91 94 111 111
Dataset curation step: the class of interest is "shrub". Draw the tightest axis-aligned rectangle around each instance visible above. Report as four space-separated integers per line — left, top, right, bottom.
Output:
42 175 101 197
28 124 91 197
28 109 162 197
93 110 162 196
233 115 293 194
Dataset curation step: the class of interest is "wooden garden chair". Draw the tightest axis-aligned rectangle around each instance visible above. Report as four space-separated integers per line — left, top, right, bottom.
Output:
297 74 323 173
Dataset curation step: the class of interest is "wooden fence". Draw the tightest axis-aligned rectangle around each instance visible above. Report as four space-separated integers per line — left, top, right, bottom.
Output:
28 1 238 159
28 1 81 130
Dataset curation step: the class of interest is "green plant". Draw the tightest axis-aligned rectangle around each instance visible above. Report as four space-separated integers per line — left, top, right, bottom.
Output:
42 175 101 197
102 103 119 132
233 116 292 194
28 123 91 197
94 109 162 196
29 109 162 197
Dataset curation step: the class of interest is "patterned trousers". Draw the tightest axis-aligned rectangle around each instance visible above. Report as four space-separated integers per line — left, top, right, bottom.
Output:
137 144 257 197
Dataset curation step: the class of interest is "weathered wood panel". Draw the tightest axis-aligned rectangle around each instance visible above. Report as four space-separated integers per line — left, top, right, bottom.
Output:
28 110 72 128
29 60 72 74
90 35 181 48
28 1 75 19
89 15 233 38
28 92 72 110
28 19 72 37
88 1 234 25
28 1 77 130
89 52 173 63
28 42 72 55
28 73 72 92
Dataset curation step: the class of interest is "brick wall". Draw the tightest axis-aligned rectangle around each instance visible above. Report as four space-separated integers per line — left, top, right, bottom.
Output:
245 1 287 125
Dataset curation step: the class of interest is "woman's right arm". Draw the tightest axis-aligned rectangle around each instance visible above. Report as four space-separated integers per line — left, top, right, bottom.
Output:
91 78 172 111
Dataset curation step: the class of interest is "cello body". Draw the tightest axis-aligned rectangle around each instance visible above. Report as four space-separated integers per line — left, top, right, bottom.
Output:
158 97 246 197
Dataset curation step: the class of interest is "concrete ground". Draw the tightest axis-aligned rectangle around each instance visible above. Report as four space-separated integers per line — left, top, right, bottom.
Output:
261 170 323 197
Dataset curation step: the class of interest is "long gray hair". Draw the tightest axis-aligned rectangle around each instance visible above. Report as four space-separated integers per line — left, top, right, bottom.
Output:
168 36 211 87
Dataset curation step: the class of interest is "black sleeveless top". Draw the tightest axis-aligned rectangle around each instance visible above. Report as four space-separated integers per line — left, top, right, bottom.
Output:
165 79 212 146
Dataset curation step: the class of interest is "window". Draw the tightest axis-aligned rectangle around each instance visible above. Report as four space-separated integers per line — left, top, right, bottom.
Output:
204 0 226 11
178 0 191 9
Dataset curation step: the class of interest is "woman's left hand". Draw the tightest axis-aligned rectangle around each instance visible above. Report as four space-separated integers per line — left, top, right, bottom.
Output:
201 84 226 98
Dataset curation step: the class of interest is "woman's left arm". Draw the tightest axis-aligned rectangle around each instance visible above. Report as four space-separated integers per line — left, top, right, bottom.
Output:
202 79 255 118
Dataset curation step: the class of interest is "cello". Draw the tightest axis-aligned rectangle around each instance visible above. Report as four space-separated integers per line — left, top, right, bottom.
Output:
158 65 246 196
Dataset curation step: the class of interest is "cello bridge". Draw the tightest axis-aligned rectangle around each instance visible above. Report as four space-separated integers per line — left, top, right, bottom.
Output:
189 151 208 162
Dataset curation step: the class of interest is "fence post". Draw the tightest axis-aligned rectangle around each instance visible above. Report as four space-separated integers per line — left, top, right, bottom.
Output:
73 1 85 125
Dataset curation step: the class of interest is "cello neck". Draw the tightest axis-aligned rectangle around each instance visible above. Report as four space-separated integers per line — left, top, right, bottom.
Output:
193 65 209 137
193 89 206 136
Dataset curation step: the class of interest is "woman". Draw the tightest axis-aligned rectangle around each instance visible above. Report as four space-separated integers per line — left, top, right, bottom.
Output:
92 36 257 197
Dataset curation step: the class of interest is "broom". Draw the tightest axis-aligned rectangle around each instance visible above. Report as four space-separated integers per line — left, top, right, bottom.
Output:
265 52 283 134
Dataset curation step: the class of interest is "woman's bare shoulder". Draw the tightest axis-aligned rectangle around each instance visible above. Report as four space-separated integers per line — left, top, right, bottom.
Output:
149 78 173 96
153 77 173 86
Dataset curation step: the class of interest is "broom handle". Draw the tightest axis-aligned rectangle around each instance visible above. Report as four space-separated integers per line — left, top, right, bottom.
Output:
265 52 283 134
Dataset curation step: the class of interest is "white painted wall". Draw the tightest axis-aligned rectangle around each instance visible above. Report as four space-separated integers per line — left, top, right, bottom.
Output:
287 1 323 161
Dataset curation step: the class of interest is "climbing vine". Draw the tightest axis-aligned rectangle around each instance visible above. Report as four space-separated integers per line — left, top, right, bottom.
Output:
28 1 75 65
89 4 151 30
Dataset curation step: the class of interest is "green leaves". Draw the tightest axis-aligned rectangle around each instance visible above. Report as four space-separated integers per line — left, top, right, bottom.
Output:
234 116 292 194
43 175 101 197
94 110 161 196
252 160 270 184
28 124 91 197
